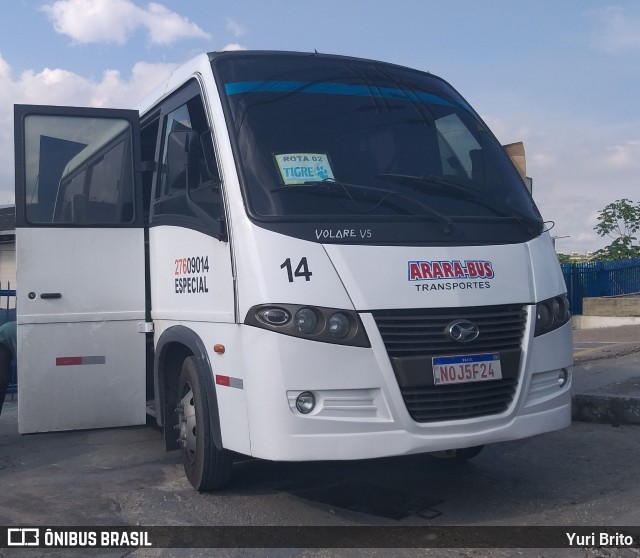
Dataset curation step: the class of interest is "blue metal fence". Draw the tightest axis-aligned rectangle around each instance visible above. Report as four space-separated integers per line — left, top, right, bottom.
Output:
561 258 640 315
0 281 16 397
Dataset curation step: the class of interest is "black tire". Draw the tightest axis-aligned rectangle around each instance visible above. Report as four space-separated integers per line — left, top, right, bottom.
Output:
177 356 232 491
430 445 485 461
452 445 484 461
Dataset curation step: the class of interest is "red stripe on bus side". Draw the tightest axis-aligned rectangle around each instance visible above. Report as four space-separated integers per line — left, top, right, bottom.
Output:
56 357 83 366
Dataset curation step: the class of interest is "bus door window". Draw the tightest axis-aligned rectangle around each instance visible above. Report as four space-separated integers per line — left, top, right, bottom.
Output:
154 93 222 226
22 114 135 225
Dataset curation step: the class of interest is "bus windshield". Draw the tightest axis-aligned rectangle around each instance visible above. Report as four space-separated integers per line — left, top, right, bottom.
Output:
214 52 543 245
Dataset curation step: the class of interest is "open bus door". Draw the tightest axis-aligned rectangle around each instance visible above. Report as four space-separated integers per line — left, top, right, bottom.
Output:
14 105 147 433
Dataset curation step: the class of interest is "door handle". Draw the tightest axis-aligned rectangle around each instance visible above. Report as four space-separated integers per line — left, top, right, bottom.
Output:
40 292 62 299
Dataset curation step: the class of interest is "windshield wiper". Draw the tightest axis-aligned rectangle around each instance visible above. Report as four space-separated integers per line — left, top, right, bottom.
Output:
271 179 454 231
377 173 543 233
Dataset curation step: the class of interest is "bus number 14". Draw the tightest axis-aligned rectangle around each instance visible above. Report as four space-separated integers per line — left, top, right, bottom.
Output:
281 257 313 282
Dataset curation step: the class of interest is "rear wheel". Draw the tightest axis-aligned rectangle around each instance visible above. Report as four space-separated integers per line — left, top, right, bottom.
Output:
177 356 232 490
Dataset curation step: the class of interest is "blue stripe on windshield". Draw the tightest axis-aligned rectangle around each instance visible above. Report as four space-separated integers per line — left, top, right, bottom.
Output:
224 81 470 111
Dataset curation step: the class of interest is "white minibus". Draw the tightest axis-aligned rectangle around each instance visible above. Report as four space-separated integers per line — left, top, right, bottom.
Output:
14 51 572 490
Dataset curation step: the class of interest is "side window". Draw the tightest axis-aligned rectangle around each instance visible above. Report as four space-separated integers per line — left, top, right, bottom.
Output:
23 114 135 225
154 93 222 221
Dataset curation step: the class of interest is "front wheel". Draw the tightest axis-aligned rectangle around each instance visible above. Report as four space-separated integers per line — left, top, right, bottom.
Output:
429 445 485 461
177 356 232 490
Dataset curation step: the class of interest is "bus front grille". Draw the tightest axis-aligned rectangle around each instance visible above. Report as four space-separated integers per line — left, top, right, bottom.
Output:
400 378 518 422
370 304 527 423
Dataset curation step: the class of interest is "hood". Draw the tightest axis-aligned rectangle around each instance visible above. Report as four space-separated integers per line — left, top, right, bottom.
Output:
323 239 553 311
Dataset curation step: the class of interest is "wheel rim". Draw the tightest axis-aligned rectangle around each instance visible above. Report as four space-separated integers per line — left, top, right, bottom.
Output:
178 384 197 464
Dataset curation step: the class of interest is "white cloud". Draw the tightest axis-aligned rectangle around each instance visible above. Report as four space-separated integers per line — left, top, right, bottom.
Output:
530 152 556 169
589 6 640 53
225 18 246 38
604 140 640 170
0 56 11 81
221 43 246 52
145 3 210 45
0 53 177 204
42 0 210 45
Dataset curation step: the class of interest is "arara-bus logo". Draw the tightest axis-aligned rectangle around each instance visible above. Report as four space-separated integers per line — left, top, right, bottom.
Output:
408 260 495 281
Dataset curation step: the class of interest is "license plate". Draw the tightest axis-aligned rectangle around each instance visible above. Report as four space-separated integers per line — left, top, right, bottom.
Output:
432 353 502 386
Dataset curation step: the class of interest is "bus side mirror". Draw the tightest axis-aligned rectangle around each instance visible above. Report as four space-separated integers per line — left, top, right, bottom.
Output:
166 130 198 190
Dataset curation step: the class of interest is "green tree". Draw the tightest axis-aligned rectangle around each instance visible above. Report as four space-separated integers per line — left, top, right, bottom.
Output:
593 198 640 260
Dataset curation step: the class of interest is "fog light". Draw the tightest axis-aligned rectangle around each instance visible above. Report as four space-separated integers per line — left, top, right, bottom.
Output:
558 368 569 387
294 308 318 334
296 391 316 414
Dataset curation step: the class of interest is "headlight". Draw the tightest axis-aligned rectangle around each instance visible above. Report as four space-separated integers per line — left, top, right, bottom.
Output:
536 302 553 331
294 308 318 334
535 294 571 336
555 295 570 322
245 304 370 347
328 312 350 338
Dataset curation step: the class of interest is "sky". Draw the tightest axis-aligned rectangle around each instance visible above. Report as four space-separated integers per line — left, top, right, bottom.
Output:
1 0 640 255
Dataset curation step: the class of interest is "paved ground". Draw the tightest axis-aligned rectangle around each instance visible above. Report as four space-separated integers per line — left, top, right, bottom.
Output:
572 324 640 425
573 324 640 364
